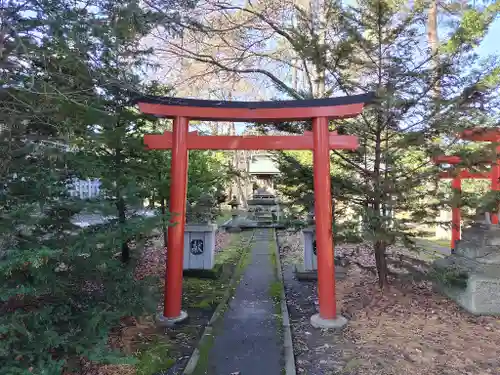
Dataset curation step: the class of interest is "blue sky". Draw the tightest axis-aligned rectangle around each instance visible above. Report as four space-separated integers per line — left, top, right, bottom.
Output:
477 19 500 56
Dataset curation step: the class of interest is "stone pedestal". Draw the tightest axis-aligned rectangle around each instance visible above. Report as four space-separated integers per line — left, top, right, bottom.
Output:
183 224 217 270
223 210 258 232
434 222 500 315
295 226 346 280
435 209 455 240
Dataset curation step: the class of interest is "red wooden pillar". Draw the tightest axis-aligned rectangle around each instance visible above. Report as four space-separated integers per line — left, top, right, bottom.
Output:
312 117 337 320
163 116 189 320
451 176 461 254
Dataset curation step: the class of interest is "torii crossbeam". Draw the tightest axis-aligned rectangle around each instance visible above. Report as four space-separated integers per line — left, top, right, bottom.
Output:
136 93 374 328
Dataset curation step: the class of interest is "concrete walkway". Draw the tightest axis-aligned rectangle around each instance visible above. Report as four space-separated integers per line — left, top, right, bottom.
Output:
415 238 451 256
205 229 282 375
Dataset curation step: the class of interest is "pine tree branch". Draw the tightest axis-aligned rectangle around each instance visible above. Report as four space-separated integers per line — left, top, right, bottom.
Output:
159 41 302 99
332 150 372 177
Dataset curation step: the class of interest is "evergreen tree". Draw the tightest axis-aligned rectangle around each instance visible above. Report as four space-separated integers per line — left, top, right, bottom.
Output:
0 0 199 373
267 0 500 286
144 0 500 286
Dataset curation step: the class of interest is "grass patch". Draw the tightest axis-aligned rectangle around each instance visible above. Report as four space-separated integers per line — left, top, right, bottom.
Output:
183 231 252 310
184 277 228 310
191 328 216 375
415 237 450 250
397 238 447 263
216 210 233 225
135 338 176 375
270 246 278 269
433 239 451 248
269 281 282 305
268 231 285 343
268 234 283 309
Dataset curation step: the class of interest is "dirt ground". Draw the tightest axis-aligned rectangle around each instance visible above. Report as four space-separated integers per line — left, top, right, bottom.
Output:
277 230 500 375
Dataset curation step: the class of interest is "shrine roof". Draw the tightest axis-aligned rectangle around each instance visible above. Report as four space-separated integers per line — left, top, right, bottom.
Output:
133 93 375 122
248 154 280 174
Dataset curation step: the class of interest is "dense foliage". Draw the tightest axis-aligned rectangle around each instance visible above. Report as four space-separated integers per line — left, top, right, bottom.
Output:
0 0 233 373
254 0 500 285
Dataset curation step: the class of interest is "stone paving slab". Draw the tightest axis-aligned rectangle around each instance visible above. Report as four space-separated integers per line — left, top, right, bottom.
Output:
204 229 282 375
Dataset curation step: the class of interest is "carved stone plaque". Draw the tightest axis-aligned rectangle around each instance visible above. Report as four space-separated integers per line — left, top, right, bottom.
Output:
190 239 204 255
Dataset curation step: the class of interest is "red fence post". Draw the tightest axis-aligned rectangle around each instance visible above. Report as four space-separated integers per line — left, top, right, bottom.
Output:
311 117 343 327
162 116 189 323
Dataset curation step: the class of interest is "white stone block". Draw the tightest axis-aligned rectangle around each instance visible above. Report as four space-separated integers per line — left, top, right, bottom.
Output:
302 226 317 271
183 224 217 270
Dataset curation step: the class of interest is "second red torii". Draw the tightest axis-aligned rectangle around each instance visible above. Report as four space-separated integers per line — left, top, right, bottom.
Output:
434 129 500 252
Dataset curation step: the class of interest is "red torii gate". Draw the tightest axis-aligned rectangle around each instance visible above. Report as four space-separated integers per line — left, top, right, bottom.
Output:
136 93 374 328
434 156 493 252
434 127 500 252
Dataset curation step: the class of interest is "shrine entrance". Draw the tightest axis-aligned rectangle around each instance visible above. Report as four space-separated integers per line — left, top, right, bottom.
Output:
136 94 373 327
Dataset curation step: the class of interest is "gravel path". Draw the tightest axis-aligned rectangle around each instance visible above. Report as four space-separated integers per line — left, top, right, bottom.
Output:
277 230 354 374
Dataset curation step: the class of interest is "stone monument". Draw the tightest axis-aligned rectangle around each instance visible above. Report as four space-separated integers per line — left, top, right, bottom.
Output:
433 211 500 314
184 194 218 270
223 193 262 232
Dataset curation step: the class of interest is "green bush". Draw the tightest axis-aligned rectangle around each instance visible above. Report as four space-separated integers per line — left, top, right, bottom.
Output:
334 221 363 244
0 213 160 375
429 266 469 289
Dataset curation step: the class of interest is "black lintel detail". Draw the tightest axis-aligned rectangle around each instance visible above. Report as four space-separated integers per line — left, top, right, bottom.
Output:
132 92 375 109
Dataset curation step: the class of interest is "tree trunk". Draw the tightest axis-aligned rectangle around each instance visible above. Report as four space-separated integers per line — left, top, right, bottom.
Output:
373 123 388 288
427 0 440 99
116 196 130 263
114 137 130 263
310 0 326 98
160 196 168 248
374 240 388 288
372 0 389 288
149 192 156 208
